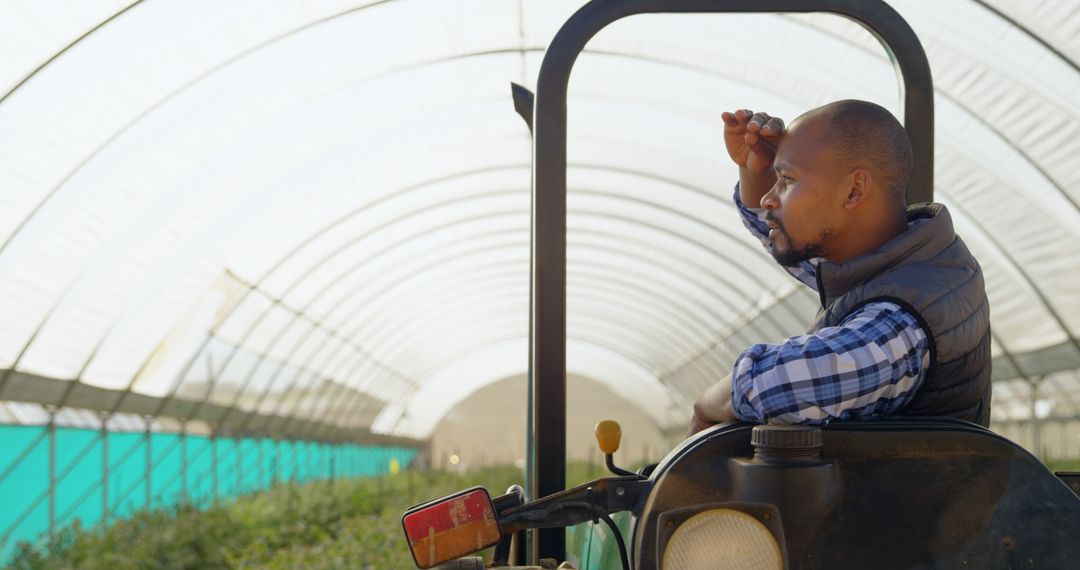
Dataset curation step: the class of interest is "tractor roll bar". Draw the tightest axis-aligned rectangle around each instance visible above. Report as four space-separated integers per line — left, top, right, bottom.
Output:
529 0 934 560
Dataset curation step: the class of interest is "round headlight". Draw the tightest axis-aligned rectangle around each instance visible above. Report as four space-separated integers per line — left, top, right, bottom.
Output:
662 508 783 570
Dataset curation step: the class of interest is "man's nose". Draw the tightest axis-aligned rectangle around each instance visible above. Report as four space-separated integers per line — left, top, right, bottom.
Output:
760 184 780 210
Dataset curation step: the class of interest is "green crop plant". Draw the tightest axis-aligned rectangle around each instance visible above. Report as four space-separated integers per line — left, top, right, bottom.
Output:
4 462 603 570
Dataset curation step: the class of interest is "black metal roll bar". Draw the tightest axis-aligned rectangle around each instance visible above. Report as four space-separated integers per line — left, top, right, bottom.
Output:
525 0 934 559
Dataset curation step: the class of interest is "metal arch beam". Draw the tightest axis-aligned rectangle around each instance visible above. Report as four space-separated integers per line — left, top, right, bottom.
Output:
4 61 1062 418
120 173 656 436
3 0 1075 259
362 268 712 373
200 220 786 438
267 187 794 347
184 183 798 434
293 270 733 437
16 9 1071 457
370 289 692 388
2 3 1073 406
292 252 786 439
968 0 1080 75
169 177 529 428
369 330 712 440
945 200 1080 376
769 15 1080 220
336 232 776 354
341 265 730 403
378 270 734 388
7 35 1063 413
937 199 1080 417
347 236 751 347
0 33 919 273
245 192 807 436
279 194 796 353
0 0 411 261
4 0 1075 209
311 256 760 440
0 171 521 426
196 212 531 434
265 284 711 436
362 331 669 439
325 234 792 379
153 201 526 428
1043 373 1080 418
248 218 799 436
0 0 149 107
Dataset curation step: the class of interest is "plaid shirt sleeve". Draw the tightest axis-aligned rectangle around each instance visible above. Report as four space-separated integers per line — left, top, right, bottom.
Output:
733 185 818 290
731 301 930 425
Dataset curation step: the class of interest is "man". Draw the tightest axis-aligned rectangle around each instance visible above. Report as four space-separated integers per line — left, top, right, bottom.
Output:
689 100 991 434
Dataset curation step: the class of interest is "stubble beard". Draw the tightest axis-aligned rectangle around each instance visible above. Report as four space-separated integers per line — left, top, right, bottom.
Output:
768 227 829 267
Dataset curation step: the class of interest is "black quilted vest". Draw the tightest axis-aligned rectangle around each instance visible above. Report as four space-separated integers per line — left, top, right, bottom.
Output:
809 203 992 427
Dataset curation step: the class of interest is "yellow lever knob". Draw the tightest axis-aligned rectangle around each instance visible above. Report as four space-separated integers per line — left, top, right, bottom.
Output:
595 420 622 455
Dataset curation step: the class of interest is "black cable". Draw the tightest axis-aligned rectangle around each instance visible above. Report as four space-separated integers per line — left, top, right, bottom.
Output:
598 513 630 570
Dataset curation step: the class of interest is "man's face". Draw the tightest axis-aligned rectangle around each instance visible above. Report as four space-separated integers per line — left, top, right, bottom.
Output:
760 115 851 266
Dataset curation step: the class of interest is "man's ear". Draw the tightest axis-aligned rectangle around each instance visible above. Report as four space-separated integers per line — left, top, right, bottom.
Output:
844 169 870 209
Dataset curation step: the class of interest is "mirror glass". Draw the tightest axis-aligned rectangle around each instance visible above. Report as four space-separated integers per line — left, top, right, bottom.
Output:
402 487 501 568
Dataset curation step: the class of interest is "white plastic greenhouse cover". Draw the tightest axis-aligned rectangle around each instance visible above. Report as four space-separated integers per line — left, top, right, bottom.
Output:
0 0 1078 441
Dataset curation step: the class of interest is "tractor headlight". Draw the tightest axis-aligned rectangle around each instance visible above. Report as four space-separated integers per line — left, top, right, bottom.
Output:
661 508 783 570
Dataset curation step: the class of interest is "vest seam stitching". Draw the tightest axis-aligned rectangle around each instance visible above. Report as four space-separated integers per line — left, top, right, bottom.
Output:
915 264 984 317
931 293 989 341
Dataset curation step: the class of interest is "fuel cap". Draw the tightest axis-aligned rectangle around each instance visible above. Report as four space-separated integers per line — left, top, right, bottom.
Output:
751 425 823 463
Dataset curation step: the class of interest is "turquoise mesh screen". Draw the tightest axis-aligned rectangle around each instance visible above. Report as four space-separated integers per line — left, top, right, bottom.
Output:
0 425 417 564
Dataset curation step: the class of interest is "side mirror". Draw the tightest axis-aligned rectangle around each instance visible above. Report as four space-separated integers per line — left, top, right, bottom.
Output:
401 487 502 569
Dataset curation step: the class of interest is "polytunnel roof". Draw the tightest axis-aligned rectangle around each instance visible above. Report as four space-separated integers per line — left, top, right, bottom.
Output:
1 0 1079 442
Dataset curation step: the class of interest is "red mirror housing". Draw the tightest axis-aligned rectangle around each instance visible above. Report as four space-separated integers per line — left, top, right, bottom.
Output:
402 487 502 568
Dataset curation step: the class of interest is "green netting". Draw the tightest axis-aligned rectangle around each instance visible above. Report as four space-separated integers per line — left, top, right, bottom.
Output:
0 425 416 564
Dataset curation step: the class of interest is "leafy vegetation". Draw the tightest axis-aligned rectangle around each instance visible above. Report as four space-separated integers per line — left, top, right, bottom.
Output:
4 463 604 570
9 455 1075 569
1047 458 1080 472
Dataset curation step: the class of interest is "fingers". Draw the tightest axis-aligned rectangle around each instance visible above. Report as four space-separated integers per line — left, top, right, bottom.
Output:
760 116 785 137
687 413 714 437
745 130 776 153
723 109 754 128
725 109 784 132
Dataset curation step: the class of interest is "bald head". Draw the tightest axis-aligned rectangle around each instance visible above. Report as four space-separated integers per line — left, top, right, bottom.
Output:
796 100 914 207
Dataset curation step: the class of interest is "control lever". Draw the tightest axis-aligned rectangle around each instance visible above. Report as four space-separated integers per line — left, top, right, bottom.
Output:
595 420 635 477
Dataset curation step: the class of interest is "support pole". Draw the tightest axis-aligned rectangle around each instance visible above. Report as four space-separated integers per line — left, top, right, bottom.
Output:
100 412 110 523
237 434 244 495
180 421 188 503
330 453 336 493
272 440 279 486
211 431 219 502
1030 376 1044 460
47 407 57 540
258 438 265 490
144 416 152 510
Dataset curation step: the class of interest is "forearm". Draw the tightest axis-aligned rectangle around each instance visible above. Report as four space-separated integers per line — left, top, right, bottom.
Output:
731 303 929 425
737 167 776 209
688 373 736 435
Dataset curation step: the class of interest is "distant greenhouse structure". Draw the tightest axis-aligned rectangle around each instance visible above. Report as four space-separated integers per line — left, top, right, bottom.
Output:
2 0 1079 562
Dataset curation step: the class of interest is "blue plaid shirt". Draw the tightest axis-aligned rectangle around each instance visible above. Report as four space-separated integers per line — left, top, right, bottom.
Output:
732 188 930 425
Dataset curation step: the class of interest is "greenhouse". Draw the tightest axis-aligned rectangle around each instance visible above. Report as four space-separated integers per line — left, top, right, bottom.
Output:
1 0 1078 567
